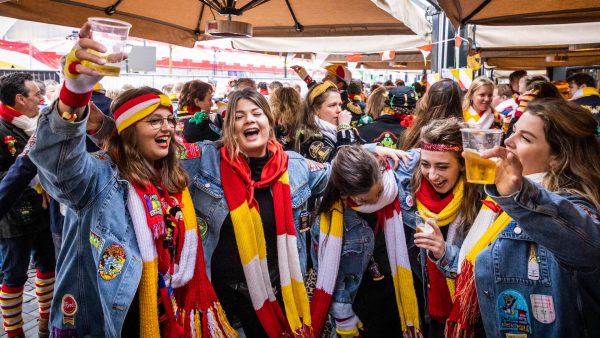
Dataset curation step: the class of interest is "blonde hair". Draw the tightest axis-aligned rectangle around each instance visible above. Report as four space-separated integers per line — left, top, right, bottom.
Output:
105 87 188 193
270 86 302 128
365 87 388 119
462 76 495 111
526 99 600 210
221 89 275 159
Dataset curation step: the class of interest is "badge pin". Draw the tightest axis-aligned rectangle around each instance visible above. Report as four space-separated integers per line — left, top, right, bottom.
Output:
61 294 78 326
98 244 126 281
299 210 311 233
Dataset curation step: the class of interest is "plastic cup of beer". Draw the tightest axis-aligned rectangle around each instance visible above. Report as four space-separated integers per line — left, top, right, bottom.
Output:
460 128 503 184
81 17 131 76
415 212 435 234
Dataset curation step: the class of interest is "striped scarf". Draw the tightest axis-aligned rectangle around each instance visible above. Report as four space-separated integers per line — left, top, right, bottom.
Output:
127 184 236 338
0 104 38 136
220 140 311 338
463 106 501 130
313 168 422 337
415 178 464 322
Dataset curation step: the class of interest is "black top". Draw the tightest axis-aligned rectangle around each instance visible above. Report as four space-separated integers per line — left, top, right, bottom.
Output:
183 118 221 143
357 114 406 149
211 152 278 283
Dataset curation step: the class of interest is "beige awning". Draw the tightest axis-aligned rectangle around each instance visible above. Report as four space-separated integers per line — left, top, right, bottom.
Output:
0 0 430 48
437 0 600 29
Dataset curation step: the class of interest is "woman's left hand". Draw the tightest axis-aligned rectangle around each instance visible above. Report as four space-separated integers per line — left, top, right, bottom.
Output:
481 146 523 196
374 146 412 168
414 220 446 260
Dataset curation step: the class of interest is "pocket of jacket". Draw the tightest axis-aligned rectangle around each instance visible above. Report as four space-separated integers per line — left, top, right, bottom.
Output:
492 231 552 286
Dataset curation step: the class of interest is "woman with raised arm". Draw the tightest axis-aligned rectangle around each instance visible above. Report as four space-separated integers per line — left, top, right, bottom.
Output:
29 22 234 337
471 99 600 338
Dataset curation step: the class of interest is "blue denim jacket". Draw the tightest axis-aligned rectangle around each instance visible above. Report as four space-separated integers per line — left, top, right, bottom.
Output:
476 179 600 338
29 104 142 337
180 141 330 278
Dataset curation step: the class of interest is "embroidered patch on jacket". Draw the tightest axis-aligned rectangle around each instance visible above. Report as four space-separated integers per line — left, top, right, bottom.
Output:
61 294 78 325
90 151 108 160
89 230 105 253
22 133 37 156
497 289 532 334
530 294 556 324
179 142 200 159
308 141 332 162
197 216 208 242
4 135 17 156
305 159 325 172
299 210 311 233
98 244 126 281
574 203 599 221
144 194 163 216
52 327 79 338
373 132 399 149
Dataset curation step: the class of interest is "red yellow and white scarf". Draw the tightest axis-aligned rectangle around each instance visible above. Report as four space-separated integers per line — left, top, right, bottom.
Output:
463 106 501 130
0 104 38 136
220 140 311 338
415 178 464 323
127 183 236 338
313 168 422 337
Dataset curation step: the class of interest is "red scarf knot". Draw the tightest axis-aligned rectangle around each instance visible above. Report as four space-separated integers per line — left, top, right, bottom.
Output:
481 199 502 213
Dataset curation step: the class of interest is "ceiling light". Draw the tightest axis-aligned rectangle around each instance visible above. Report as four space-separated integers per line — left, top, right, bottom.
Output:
545 54 568 63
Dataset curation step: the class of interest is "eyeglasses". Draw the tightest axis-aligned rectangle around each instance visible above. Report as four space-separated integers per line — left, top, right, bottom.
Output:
141 117 177 129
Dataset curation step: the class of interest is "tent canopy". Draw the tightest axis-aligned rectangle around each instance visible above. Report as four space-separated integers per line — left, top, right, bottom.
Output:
471 22 600 70
437 0 600 29
0 0 430 48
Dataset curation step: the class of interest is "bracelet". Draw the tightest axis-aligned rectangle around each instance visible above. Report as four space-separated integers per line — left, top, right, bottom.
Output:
337 123 351 131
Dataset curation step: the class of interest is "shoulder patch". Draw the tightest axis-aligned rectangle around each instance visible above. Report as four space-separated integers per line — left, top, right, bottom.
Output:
308 141 332 163
305 158 325 172
179 142 201 160
574 202 599 221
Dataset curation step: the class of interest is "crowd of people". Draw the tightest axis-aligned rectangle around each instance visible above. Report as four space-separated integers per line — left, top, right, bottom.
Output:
0 20 599 338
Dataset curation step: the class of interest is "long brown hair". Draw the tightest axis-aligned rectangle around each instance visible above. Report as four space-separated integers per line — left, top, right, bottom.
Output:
270 86 302 141
401 79 463 150
365 86 388 119
525 99 600 209
221 89 275 159
105 87 188 193
411 118 481 228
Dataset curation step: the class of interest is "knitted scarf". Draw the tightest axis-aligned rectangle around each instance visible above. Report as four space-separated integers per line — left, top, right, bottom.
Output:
415 178 464 323
445 173 545 338
463 106 499 130
571 86 600 100
0 104 38 136
127 184 236 338
220 140 311 338
314 168 422 337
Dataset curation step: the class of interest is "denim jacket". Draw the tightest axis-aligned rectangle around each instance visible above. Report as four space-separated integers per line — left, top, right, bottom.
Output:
29 103 142 337
476 179 600 338
180 141 330 278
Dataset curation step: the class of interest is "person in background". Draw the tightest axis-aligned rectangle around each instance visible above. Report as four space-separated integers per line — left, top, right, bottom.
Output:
269 86 302 150
411 81 425 100
492 84 517 116
170 82 184 114
359 86 417 149
236 78 257 91
257 81 269 96
401 78 463 150
508 70 527 97
35 80 47 110
181 80 219 143
552 80 570 99
161 83 174 96
294 81 359 163
463 77 501 129
292 83 302 94
395 79 405 86
567 73 600 128
43 80 58 104
268 81 283 95
0 72 54 338
475 98 600 338
323 64 352 108
346 80 368 125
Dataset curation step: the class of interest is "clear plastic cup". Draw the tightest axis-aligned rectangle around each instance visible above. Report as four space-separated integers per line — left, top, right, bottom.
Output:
81 17 131 76
460 128 503 184
415 212 435 234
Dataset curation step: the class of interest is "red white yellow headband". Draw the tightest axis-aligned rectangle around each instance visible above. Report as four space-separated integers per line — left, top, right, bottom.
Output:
113 93 173 134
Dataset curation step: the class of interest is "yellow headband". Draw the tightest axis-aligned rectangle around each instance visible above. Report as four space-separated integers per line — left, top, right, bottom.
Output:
308 81 337 106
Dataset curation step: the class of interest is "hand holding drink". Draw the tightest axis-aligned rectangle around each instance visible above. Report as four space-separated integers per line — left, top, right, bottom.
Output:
80 17 131 76
414 212 446 260
460 128 503 184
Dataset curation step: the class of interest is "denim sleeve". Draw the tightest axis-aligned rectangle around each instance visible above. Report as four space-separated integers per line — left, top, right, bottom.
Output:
306 160 331 196
433 243 459 278
0 154 37 219
485 178 600 268
29 103 105 210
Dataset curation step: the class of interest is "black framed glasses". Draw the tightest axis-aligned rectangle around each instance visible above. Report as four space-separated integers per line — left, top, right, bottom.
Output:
141 117 177 129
